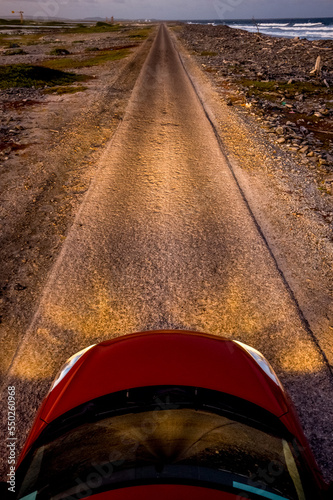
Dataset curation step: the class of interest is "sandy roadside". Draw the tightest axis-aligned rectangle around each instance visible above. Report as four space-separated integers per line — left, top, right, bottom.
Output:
0 24 156 381
172 24 333 351
171 25 333 480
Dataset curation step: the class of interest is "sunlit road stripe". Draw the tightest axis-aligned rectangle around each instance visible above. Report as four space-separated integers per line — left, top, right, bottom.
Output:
233 482 288 500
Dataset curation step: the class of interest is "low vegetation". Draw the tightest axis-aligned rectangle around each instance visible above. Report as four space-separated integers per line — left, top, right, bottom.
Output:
0 34 44 47
200 51 218 56
49 48 71 56
42 48 130 70
96 22 114 28
239 79 332 96
128 28 152 39
85 47 100 52
0 18 25 26
0 64 88 89
0 19 68 27
71 22 122 34
4 48 27 56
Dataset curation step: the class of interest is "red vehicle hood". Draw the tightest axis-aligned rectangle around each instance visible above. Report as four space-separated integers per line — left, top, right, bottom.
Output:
83 484 248 499
40 330 288 423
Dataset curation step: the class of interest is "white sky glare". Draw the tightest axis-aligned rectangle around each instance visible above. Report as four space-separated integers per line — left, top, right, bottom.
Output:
1 0 332 21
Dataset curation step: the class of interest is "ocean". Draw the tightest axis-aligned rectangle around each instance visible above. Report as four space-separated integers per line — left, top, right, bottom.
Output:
186 18 333 41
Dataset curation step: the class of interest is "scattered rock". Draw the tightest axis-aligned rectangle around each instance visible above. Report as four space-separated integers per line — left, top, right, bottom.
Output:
14 283 27 291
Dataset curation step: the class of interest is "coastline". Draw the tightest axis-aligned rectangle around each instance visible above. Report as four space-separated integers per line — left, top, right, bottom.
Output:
185 17 333 41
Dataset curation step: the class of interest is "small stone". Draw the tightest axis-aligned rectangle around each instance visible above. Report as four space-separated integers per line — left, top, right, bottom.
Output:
14 283 27 291
277 137 286 144
299 146 309 154
275 126 284 135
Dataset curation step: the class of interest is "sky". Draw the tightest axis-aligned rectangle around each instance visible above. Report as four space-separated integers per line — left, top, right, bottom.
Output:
1 0 332 21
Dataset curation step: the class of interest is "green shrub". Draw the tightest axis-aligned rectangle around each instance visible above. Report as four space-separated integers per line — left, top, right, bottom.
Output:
49 48 70 56
0 64 88 89
72 23 121 34
4 49 27 56
42 48 130 70
96 22 111 27
200 51 218 56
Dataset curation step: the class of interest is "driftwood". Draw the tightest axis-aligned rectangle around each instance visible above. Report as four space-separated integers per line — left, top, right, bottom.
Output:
310 56 330 88
310 56 322 77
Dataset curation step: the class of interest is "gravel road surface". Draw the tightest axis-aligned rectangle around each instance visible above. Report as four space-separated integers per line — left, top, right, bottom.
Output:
1 24 332 481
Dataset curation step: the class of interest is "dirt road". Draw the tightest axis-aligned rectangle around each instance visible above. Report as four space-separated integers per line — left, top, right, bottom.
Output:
1 24 332 480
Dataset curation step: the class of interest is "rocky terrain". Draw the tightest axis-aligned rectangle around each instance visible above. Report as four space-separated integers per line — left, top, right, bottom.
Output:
181 23 333 83
179 23 333 192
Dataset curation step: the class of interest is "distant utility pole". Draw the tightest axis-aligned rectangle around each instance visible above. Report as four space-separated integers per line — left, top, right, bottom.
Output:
11 10 24 24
